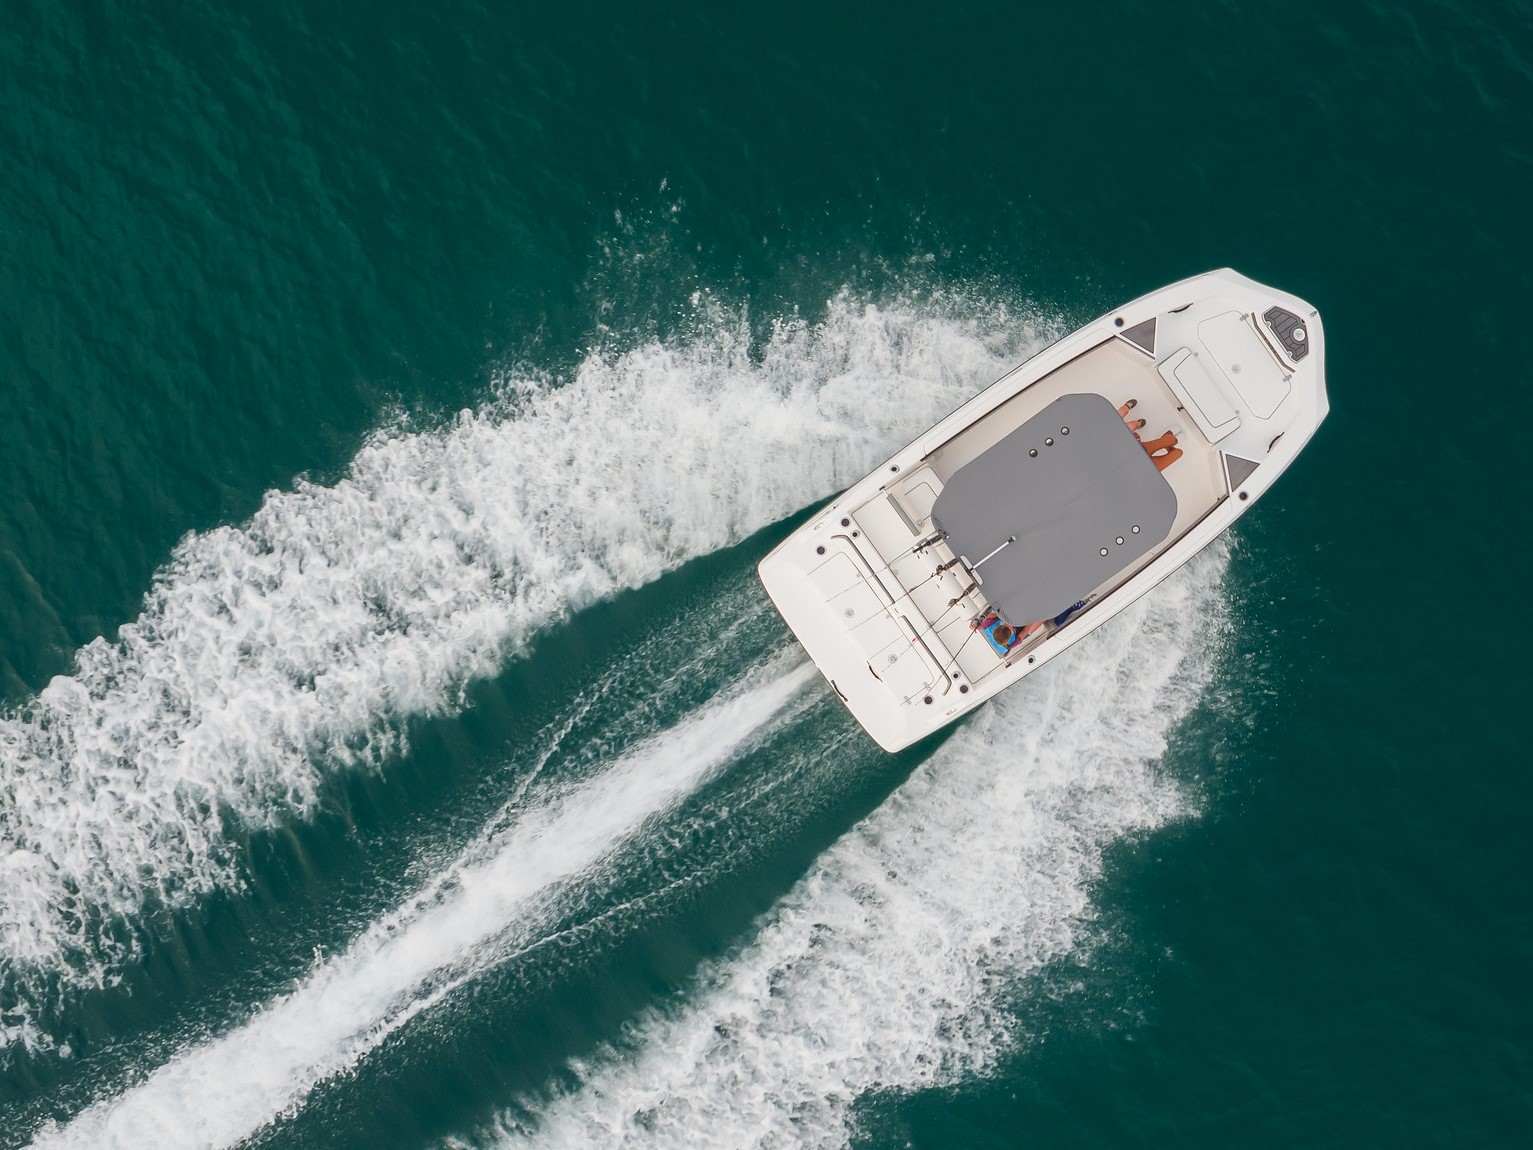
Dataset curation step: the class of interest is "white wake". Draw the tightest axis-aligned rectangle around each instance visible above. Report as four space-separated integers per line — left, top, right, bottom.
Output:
457 546 1230 1150
0 292 1044 1044
26 662 817 1150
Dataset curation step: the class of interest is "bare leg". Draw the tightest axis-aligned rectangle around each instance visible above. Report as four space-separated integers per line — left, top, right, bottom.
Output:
1140 431 1178 455
1119 401 1147 436
1152 447 1184 472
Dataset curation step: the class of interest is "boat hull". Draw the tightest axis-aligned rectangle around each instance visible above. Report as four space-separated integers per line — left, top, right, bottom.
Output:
758 269 1328 751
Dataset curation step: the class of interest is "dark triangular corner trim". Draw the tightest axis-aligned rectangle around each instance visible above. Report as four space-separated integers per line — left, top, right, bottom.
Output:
1225 454 1260 490
1119 317 1156 355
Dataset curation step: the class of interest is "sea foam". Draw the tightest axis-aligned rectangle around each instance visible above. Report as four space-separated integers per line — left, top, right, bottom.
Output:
455 546 1230 1150
26 661 817 1150
0 292 1041 1047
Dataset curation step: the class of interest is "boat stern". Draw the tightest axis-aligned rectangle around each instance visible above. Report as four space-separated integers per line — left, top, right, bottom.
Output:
758 528 954 752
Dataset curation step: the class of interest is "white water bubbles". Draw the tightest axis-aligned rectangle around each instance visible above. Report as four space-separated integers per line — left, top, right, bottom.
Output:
0 290 1049 1051
25 659 820 1150
461 544 1231 1150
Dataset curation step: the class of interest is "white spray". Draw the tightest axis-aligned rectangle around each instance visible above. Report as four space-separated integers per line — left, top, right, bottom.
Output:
0 293 1044 1042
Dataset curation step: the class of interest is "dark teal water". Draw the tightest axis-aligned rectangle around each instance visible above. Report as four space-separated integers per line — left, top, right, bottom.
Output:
2 1 1530 1147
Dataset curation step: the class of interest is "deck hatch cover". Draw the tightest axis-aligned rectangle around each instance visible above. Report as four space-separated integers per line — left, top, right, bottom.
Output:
1198 311 1290 418
930 393 1177 625
1159 347 1240 442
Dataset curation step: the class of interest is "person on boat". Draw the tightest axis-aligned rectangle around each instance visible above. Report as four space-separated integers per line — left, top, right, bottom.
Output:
1140 430 1183 471
1119 399 1182 471
971 613 1043 650
1118 399 1147 433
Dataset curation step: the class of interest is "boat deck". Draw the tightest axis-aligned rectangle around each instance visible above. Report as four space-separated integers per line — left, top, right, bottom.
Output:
849 338 1228 687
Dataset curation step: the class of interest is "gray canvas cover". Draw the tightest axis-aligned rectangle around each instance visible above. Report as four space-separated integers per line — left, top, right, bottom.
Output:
930 392 1177 624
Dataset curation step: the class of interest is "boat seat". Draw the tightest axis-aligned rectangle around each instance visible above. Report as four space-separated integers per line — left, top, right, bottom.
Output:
1157 347 1241 443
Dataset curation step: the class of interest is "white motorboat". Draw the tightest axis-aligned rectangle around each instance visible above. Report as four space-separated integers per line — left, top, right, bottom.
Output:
758 268 1328 751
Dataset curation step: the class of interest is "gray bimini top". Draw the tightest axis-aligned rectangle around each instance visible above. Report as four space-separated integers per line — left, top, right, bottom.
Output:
930 392 1178 625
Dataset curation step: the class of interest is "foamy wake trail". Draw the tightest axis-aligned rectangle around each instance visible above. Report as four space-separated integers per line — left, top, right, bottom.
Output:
459 546 1231 1150
0 292 1042 1037
27 662 817 1150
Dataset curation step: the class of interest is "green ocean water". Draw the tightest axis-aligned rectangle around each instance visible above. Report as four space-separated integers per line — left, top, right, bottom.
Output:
2 1 1530 1147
